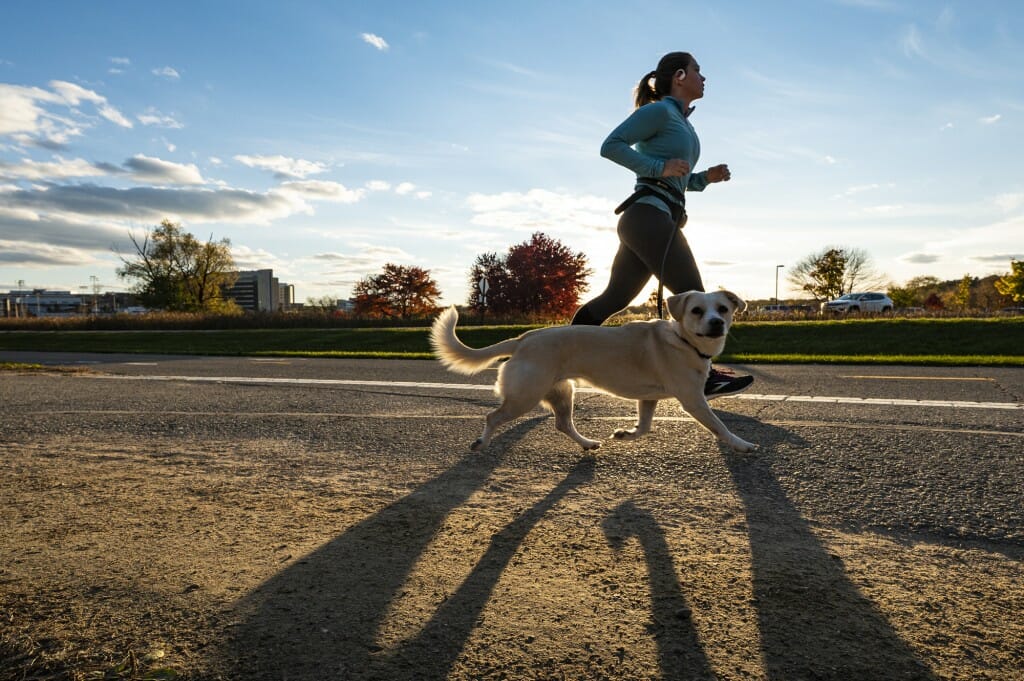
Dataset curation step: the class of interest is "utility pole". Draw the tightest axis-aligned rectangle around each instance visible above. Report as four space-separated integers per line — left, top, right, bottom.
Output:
90 275 100 313
775 265 785 304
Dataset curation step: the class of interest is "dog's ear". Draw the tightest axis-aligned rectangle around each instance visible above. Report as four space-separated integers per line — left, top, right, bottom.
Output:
666 291 696 321
720 290 747 313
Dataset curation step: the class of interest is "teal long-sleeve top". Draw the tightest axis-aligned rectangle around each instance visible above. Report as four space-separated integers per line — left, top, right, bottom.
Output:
600 95 709 216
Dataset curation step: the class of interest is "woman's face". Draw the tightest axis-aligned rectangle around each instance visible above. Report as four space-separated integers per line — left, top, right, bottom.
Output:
681 61 706 101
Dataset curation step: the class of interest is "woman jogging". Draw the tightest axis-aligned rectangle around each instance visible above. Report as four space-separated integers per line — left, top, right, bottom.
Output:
571 51 753 398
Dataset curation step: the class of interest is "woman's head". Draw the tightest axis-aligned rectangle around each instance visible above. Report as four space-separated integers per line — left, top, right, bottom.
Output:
634 52 702 109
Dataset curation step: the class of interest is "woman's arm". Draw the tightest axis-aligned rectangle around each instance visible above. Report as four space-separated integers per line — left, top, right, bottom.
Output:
600 103 670 178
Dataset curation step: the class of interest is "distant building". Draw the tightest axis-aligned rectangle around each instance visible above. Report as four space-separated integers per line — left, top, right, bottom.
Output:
1 290 83 317
223 269 295 312
1 289 140 317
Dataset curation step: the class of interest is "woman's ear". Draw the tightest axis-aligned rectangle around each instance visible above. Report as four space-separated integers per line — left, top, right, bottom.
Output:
675 69 687 81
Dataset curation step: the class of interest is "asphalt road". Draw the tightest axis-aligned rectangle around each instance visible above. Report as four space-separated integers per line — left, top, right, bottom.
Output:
3 351 1022 554
3 351 1023 678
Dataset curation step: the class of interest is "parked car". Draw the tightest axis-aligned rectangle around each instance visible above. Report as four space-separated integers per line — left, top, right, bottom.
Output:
821 292 894 314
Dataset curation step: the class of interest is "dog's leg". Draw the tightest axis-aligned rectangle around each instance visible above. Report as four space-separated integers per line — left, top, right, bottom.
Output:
472 362 547 451
613 399 658 440
472 395 541 451
542 380 601 451
674 392 756 453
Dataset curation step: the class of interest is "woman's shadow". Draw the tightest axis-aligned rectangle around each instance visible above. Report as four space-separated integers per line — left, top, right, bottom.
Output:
221 416 595 680
722 414 936 680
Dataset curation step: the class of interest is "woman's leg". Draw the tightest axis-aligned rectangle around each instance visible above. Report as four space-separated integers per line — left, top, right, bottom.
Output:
573 202 702 325
571 241 651 325
615 204 703 295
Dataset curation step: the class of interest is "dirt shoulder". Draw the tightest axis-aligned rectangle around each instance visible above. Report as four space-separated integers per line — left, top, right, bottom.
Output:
3 428 1022 680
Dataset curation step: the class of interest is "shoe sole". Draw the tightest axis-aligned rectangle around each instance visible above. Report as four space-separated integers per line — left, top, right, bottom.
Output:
706 380 754 400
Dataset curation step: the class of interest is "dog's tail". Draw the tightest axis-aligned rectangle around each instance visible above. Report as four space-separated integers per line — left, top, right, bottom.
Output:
430 306 519 375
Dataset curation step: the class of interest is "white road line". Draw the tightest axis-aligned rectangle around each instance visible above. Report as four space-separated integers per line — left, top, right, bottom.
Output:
80 374 1024 411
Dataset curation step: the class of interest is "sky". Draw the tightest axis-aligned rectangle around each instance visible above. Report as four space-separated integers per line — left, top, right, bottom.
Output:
1 0 1022 307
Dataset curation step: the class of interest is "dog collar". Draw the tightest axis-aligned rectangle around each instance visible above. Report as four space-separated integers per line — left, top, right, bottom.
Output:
675 332 713 360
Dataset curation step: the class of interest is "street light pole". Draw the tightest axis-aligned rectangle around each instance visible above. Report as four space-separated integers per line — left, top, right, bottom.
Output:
775 265 785 304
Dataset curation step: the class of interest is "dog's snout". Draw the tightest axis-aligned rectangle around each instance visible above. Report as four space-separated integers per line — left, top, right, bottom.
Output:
705 317 725 337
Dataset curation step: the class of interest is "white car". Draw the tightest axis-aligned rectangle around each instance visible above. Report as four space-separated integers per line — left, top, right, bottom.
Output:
821 292 894 314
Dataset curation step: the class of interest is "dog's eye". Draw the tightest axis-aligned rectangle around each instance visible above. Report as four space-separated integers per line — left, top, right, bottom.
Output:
691 307 704 316
717 305 729 314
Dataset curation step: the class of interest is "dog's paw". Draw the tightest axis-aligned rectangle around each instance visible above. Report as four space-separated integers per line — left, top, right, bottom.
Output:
581 440 602 451
729 438 757 453
612 428 641 441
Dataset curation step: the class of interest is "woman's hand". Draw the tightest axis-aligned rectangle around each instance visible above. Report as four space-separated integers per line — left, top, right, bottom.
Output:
661 158 691 177
706 164 731 183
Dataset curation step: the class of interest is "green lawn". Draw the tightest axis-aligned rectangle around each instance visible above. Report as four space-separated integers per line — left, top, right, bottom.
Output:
1 317 1022 366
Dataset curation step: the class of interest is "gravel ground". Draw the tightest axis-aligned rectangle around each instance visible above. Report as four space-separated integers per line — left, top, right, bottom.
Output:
1 364 1022 680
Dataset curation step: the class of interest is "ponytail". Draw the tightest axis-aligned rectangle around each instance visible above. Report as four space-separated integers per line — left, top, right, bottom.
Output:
633 70 659 108
632 52 694 109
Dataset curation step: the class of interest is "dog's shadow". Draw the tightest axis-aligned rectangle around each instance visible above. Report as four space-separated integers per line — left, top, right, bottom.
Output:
721 416 935 680
220 416 592 680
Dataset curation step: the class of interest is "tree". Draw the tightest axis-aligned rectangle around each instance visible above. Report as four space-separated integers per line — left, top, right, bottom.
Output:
468 232 591 319
468 251 513 315
995 260 1024 303
787 246 885 302
352 263 441 319
787 247 847 301
886 284 917 309
116 219 239 312
951 274 974 310
306 295 338 310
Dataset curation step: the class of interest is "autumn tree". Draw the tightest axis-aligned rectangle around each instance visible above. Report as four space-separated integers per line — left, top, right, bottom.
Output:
787 246 884 301
995 260 1024 303
951 274 974 310
116 219 239 312
468 232 591 319
352 263 441 319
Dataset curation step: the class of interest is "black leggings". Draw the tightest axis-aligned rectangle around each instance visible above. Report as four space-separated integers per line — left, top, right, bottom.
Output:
572 202 703 325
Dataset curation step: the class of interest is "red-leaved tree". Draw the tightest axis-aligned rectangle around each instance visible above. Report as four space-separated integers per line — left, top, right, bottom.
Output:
468 232 591 319
352 263 441 319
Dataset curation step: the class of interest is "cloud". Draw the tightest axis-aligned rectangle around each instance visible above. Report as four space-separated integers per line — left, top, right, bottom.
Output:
0 205 130 253
152 66 180 80
137 108 183 128
0 156 106 181
901 24 926 59
900 252 942 264
108 56 130 75
365 180 391 191
121 154 205 185
994 192 1024 212
276 180 365 203
0 81 130 147
360 33 389 51
49 81 132 128
466 188 616 234
969 254 1024 265
0 238 102 266
979 114 1001 125
234 154 328 179
2 183 298 225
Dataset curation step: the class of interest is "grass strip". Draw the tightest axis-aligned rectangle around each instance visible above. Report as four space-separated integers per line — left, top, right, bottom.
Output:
0 318 1021 366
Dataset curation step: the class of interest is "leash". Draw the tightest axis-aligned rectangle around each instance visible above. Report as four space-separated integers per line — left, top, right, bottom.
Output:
612 177 687 320
656 224 676 319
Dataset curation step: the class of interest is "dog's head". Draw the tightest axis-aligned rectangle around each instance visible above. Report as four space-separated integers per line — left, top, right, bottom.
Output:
666 290 746 355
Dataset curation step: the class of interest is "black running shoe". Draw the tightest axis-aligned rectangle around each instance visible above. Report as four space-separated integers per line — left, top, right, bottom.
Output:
704 367 754 399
